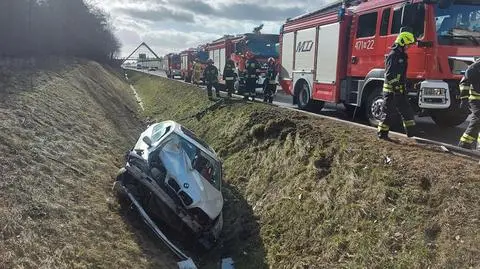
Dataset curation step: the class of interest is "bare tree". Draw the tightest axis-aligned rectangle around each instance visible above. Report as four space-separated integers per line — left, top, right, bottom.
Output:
0 0 120 62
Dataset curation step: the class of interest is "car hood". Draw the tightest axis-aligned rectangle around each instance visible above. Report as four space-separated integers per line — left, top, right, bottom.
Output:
159 141 223 220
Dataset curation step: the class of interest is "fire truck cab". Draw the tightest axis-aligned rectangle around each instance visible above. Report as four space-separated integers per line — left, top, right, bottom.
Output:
279 0 479 127
180 49 196 82
165 53 181 79
206 33 279 93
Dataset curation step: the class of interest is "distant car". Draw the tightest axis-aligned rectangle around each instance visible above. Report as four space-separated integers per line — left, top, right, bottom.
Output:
149 67 156 71
114 120 223 248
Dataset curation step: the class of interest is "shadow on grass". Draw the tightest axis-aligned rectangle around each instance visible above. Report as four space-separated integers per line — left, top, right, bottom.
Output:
114 179 267 269
197 181 267 269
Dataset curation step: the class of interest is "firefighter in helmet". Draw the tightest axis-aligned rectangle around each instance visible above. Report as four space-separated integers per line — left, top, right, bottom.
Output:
263 57 277 103
203 59 220 99
458 59 480 149
377 30 417 140
244 51 260 101
192 57 202 86
223 59 236 98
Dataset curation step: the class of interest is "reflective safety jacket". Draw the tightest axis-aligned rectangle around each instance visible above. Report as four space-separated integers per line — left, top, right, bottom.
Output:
223 61 236 81
203 64 218 83
460 60 480 101
266 63 277 85
245 59 260 80
383 44 408 93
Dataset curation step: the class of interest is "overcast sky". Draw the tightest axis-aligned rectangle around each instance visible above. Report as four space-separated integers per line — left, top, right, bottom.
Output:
91 0 333 58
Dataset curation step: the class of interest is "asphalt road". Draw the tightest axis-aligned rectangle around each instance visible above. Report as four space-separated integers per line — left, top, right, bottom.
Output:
128 67 471 147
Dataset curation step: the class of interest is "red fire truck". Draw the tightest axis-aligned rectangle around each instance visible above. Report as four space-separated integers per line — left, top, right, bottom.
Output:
206 33 279 93
279 0 479 127
180 47 210 83
164 53 181 79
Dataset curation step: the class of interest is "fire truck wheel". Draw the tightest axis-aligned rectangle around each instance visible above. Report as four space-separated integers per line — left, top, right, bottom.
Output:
297 81 324 112
365 87 386 126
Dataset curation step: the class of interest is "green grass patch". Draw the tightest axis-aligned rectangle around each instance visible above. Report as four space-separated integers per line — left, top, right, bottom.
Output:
129 70 480 269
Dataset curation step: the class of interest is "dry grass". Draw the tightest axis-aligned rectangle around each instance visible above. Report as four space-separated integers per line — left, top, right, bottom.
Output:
0 61 177 269
129 70 480 269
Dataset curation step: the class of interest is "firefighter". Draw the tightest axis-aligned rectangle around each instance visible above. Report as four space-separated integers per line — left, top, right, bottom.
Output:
192 58 202 86
458 59 480 150
223 59 236 98
263 57 277 103
377 31 418 140
244 51 260 101
203 59 220 99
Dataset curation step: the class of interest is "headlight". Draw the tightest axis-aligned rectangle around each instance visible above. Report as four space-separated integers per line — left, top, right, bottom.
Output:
422 88 446 96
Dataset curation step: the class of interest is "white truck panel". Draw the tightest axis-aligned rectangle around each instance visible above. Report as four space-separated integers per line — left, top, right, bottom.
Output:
219 48 226 76
294 27 316 72
214 50 221 72
281 32 294 79
209 50 214 62
315 22 340 84
181 55 188 70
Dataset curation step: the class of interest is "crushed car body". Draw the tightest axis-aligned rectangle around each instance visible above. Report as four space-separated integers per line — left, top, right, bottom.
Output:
114 120 224 248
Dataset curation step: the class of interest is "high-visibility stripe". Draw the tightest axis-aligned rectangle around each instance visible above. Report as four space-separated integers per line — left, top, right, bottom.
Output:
469 95 480 100
378 123 389 131
460 133 476 143
225 77 234 80
403 120 416 127
460 85 471 92
269 80 276 84
249 75 256 78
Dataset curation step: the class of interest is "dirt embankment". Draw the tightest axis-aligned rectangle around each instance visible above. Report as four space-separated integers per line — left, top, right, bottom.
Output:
0 60 178 268
128 70 480 269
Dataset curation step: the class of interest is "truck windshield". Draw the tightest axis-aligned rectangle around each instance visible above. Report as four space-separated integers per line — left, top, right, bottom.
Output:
197 51 209 61
435 3 480 46
172 55 181 64
246 35 279 58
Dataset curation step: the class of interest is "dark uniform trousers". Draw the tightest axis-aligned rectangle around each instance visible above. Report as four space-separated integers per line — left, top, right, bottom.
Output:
207 82 219 97
263 82 276 103
378 46 416 137
378 84 416 136
459 82 480 148
246 76 257 97
225 78 234 96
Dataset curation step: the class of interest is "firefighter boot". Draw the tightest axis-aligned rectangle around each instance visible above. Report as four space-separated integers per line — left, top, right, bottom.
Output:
458 141 473 150
377 130 389 140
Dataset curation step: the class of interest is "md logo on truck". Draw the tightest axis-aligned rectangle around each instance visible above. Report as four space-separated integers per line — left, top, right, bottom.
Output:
296 40 314 52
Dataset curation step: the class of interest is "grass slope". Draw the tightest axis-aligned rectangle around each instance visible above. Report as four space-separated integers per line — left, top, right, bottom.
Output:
0 61 177 269
129 70 480 269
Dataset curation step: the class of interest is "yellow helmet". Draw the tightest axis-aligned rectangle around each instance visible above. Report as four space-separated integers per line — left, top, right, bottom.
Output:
395 32 415 46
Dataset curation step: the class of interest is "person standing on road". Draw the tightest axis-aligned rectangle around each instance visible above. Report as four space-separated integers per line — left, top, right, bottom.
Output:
203 59 220 99
192 58 202 86
458 59 480 150
263 57 277 103
377 30 417 140
245 51 260 101
223 59 236 98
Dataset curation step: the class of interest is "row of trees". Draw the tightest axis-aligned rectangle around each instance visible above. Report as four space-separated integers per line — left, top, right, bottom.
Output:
0 0 120 62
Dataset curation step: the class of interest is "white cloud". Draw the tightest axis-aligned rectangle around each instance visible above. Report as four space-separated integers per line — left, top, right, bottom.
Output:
90 0 334 57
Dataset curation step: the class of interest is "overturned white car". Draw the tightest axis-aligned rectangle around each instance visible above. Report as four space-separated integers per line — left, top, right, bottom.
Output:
114 120 223 248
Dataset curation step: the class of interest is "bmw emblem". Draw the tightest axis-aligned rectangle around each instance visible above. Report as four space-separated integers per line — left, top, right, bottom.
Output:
183 183 189 189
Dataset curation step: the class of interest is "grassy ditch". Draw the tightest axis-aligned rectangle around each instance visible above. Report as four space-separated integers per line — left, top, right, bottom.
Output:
0 60 178 269
128 70 480 269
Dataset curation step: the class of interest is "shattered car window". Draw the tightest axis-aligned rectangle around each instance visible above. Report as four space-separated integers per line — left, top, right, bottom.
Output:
151 123 171 142
160 133 222 190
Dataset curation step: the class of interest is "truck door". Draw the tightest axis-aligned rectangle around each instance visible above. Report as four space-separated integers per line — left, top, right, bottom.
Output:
349 11 381 76
386 3 426 76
